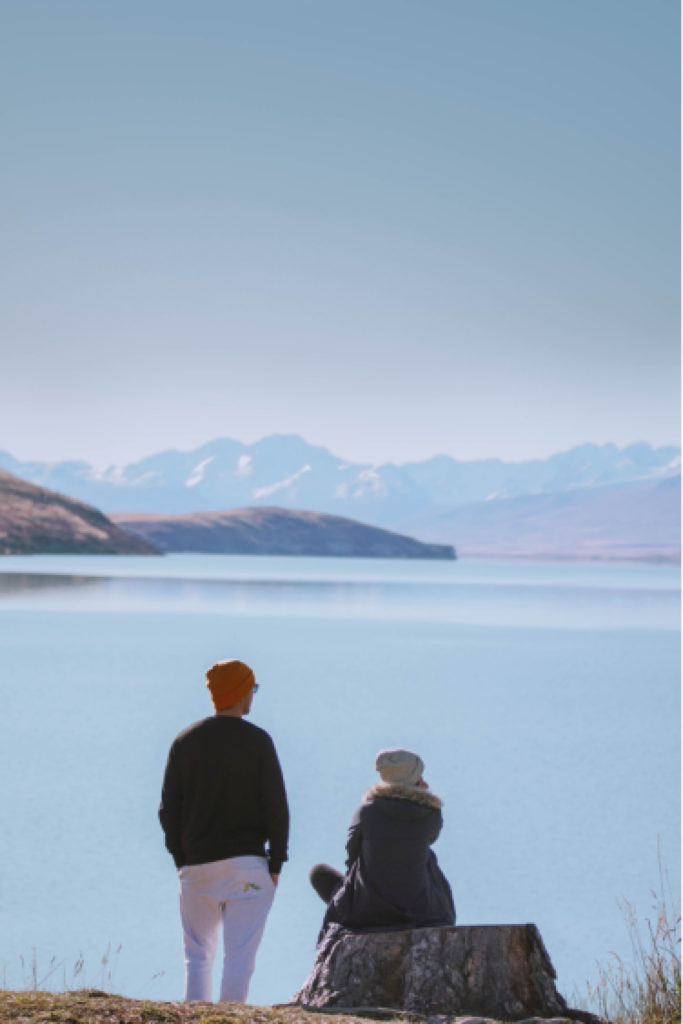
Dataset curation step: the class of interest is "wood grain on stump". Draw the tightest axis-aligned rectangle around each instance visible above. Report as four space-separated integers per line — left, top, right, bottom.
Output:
293 924 571 1020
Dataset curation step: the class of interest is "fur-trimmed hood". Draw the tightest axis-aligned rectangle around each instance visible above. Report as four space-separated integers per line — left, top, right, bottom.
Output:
362 782 443 810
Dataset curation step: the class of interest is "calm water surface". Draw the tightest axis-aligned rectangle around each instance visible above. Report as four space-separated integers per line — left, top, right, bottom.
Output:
0 555 679 1006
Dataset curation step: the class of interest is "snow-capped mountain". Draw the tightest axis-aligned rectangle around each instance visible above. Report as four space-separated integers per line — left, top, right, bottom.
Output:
0 436 678 526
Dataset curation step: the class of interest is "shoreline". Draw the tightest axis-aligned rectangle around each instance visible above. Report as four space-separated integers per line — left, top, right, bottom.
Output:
456 550 681 566
0 550 679 568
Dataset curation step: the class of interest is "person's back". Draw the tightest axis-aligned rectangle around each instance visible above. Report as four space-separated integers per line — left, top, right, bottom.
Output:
352 783 446 926
160 716 288 870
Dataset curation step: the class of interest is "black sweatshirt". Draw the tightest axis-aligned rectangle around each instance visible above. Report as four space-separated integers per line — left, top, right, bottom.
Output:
159 716 289 875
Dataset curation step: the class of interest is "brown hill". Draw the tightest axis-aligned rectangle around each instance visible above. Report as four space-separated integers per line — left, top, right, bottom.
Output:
111 506 456 559
0 469 158 555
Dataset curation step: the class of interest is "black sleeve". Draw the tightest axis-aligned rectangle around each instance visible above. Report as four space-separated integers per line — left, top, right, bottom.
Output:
158 744 184 868
344 804 363 870
260 734 290 875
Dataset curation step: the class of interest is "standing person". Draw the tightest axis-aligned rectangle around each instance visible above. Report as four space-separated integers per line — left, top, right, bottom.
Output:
159 659 289 1004
310 748 454 939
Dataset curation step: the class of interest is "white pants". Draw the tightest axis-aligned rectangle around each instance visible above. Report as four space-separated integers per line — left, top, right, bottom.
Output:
178 855 275 1003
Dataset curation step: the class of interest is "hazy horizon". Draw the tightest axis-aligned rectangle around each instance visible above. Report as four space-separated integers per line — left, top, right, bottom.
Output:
2 1 679 467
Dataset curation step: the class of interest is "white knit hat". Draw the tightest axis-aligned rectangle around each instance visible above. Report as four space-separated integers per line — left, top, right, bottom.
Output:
375 748 424 787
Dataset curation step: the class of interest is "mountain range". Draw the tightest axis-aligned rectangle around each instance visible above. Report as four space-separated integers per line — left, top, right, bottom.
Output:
0 436 679 561
0 436 678 521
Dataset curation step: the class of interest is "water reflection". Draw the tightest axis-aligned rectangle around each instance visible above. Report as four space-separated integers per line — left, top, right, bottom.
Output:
0 568 678 630
0 572 100 596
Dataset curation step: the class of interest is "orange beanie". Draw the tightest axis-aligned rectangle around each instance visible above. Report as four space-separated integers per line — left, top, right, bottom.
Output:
206 659 255 710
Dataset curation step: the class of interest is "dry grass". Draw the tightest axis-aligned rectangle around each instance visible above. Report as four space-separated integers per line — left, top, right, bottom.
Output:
582 853 680 1024
4 855 679 1024
0 991 422 1024
6 943 124 995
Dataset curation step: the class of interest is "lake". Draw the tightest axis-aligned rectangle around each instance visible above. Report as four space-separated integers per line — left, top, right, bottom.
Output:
0 554 679 1007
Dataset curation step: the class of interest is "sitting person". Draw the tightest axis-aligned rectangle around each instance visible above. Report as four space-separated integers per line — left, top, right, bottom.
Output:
310 748 455 938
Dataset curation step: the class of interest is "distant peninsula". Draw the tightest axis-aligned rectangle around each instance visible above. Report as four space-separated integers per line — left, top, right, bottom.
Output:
111 507 457 559
0 469 455 559
0 469 158 555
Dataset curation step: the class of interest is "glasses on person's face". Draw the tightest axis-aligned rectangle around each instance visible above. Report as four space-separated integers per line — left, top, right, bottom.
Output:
252 683 260 694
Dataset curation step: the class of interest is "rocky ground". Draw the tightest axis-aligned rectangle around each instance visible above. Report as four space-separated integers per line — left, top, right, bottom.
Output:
0 991 423 1024
0 991 596 1024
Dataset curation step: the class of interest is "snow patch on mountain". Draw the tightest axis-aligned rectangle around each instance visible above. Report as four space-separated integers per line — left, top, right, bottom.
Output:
129 471 162 487
253 464 312 499
129 471 160 487
352 468 387 498
235 455 253 477
185 457 215 487
91 465 126 483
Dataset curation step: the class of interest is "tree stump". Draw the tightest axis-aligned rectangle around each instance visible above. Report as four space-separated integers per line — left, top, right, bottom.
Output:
293 924 571 1019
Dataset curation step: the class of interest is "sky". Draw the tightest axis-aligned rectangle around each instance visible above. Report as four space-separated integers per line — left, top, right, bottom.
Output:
1 0 680 468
